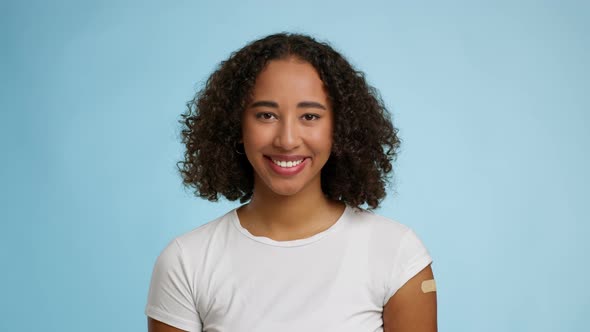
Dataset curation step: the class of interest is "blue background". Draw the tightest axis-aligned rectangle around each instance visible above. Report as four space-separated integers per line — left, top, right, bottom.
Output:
2 0 588 331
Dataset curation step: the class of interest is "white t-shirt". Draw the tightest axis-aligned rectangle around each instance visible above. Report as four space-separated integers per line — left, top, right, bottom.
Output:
145 204 432 332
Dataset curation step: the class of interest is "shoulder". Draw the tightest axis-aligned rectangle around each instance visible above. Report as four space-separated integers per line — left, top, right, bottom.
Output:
148 209 236 295
170 209 236 254
348 206 412 243
346 206 430 267
342 207 433 307
152 208 236 269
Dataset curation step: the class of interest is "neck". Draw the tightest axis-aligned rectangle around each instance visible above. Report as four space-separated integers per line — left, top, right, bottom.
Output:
238 178 345 240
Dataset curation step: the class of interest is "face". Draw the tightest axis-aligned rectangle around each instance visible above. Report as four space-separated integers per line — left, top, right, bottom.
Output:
241 57 333 198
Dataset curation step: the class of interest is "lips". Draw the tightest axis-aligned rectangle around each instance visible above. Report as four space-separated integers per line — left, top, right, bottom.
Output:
264 156 309 176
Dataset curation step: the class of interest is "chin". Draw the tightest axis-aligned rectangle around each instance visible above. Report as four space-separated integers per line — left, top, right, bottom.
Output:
268 184 304 197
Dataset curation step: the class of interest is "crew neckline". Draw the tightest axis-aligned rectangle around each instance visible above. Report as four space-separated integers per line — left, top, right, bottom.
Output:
231 204 351 247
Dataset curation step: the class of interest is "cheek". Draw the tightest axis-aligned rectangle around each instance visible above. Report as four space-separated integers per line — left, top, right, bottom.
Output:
241 120 256 144
242 124 270 152
311 122 333 150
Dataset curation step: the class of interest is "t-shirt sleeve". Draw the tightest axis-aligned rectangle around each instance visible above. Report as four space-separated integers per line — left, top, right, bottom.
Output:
383 228 433 306
145 239 202 331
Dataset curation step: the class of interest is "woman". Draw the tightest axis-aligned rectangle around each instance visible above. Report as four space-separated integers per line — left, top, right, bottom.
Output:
145 32 437 332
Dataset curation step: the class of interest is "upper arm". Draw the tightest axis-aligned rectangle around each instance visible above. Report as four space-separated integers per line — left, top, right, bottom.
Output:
148 317 189 332
382 264 437 332
145 239 202 331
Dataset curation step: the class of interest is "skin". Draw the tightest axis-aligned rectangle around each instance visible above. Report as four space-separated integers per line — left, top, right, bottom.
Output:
383 265 437 332
148 318 185 332
237 56 345 240
148 56 437 331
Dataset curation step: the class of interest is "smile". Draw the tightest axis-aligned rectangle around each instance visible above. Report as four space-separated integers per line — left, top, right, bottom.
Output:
271 158 304 168
264 156 309 176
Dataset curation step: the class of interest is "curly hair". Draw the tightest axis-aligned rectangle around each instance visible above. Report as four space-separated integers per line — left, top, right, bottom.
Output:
178 32 400 210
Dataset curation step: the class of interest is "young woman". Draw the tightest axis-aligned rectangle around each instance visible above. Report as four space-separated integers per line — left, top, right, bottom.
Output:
145 33 437 332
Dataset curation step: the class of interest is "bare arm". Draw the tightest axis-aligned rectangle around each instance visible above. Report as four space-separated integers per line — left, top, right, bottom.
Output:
383 264 437 332
148 317 189 332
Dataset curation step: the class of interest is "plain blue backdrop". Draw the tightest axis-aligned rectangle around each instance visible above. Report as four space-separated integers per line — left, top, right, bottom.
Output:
1 0 588 331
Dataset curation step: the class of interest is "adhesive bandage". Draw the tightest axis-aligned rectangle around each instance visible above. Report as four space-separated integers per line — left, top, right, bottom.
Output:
421 279 436 293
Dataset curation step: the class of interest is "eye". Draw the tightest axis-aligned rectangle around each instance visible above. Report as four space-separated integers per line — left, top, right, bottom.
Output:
302 113 320 121
255 112 277 121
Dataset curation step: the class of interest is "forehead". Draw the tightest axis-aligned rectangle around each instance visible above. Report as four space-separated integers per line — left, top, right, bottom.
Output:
251 58 328 101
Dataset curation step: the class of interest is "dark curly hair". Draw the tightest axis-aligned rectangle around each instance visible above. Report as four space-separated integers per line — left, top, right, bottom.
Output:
178 32 400 210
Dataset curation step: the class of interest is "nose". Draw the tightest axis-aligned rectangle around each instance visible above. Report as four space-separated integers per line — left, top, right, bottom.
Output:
273 116 301 150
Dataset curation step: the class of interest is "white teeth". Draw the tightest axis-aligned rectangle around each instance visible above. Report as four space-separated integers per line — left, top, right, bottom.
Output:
271 158 304 168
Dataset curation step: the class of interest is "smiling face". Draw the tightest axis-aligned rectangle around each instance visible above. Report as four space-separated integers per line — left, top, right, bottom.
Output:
241 57 333 198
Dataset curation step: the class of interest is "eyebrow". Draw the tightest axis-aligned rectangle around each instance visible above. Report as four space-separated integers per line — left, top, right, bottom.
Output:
249 100 327 110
